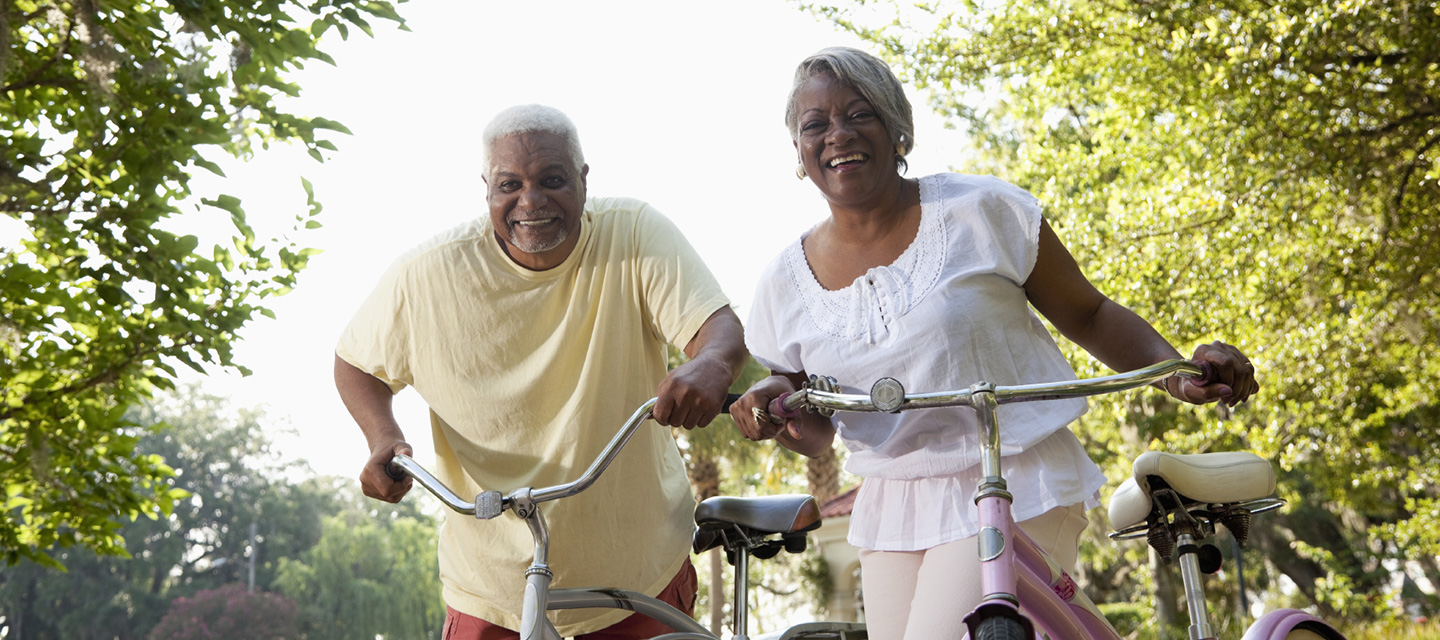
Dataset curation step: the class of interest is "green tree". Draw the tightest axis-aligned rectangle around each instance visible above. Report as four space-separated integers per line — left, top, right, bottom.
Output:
0 0 406 565
803 0 1438 628
272 505 442 640
0 386 338 639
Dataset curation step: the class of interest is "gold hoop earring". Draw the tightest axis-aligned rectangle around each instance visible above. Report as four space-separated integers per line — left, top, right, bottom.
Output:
795 164 807 180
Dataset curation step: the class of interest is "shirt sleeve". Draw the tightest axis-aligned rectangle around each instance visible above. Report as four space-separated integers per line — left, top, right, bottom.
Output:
633 204 732 350
335 258 414 394
743 250 805 375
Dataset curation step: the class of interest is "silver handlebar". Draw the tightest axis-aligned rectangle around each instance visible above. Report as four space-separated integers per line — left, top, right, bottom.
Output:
394 362 1206 516
782 359 1209 414
777 359 1212 497
388 454 477 514
389 398 661 519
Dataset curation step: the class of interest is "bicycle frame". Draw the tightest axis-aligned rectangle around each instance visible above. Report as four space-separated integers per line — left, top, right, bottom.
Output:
390 398 861 640
780 359 1347 640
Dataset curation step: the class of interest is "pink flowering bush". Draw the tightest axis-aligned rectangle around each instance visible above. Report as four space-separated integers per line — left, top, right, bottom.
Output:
149 585 301 640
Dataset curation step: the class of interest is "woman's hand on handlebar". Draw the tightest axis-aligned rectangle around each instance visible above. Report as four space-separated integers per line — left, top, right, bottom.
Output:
730 375 804 442
361 439 414 503
1173 341 1260 407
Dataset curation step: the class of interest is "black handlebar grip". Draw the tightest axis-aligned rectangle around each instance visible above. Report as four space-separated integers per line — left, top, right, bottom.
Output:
720 393 741 413
385 459 407 482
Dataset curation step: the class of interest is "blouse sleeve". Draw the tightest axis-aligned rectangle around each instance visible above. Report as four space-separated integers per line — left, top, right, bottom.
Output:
744 250 805 375
947 175 1045 286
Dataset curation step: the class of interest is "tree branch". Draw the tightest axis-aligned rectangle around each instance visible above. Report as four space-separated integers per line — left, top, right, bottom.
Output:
0 333 201 423
1393 131 1440 213
0 9 75 94
1123 210 1232 242
1342 107 1440 139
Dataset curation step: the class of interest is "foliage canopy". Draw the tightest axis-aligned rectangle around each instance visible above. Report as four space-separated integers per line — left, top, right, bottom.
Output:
1 0 405 565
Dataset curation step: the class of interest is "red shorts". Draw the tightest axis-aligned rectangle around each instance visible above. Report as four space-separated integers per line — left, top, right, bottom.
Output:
442 559 698 640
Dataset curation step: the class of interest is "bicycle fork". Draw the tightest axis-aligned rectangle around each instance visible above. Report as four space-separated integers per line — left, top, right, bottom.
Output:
510 489 714 640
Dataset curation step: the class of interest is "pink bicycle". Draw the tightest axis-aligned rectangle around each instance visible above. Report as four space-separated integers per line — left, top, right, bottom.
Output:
770 359 1347 640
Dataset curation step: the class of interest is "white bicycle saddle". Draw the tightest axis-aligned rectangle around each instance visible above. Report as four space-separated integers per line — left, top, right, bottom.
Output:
1108 451 1276 531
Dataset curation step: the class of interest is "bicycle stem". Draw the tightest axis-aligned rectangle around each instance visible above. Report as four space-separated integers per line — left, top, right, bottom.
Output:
969 382 1010 503
516 489 559 640
970 382 1025 616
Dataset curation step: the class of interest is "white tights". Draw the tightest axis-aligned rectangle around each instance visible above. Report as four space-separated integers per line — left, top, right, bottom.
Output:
857 504 1090 640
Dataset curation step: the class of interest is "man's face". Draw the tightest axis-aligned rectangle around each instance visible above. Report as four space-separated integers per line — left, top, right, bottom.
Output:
483 131 588 271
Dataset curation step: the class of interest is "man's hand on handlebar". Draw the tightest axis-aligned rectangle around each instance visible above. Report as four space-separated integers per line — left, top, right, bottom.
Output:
361 439 414 503
653 355 734 429
1173 341 1260 407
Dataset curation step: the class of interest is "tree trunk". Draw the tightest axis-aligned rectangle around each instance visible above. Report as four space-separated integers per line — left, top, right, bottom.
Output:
0 0 12 91
688 454 725 634
1248 518 1335 617
807 444 839 506
1152 546 1183 637
709 548 725 634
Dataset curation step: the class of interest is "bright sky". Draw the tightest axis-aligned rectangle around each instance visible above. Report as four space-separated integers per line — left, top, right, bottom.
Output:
170 0 971 478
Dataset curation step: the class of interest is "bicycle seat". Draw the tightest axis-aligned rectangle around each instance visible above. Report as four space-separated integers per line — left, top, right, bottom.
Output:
695 494 821 533
692 495 821 554
1109 451 1275 531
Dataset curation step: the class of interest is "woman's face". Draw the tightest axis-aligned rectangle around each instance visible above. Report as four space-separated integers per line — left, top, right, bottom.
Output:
793 73 895 208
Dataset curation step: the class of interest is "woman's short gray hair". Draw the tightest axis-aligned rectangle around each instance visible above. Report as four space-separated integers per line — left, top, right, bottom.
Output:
784 47 915 171
482 104 586 175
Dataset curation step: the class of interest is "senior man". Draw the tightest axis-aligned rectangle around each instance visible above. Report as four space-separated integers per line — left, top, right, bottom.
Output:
334 104 746 640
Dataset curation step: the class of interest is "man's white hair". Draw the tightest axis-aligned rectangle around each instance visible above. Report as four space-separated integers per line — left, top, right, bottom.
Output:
481 104 585 176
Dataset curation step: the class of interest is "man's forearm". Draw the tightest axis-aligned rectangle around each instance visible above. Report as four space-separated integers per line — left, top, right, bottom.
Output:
334 354 407 448
683 306 748 386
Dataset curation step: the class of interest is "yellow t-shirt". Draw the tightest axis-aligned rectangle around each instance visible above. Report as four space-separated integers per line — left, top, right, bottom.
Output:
336 196 730 636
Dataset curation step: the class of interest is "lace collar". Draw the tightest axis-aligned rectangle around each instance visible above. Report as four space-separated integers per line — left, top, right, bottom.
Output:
784 175 947 343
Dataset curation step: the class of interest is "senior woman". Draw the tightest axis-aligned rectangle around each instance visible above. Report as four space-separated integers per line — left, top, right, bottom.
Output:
729 47 1260 640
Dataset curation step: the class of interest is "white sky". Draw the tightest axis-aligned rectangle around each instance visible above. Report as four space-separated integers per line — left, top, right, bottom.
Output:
146 0 968 478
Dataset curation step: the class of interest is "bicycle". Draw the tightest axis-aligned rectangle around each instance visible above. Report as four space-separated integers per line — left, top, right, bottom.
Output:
766 358 1347 640
385 397 869 640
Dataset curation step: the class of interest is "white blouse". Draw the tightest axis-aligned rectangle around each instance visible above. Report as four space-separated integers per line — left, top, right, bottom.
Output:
745 173 1106 551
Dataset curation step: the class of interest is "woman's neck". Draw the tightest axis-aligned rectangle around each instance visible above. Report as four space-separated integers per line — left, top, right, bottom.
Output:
822 175 920 245
802 175 923 291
